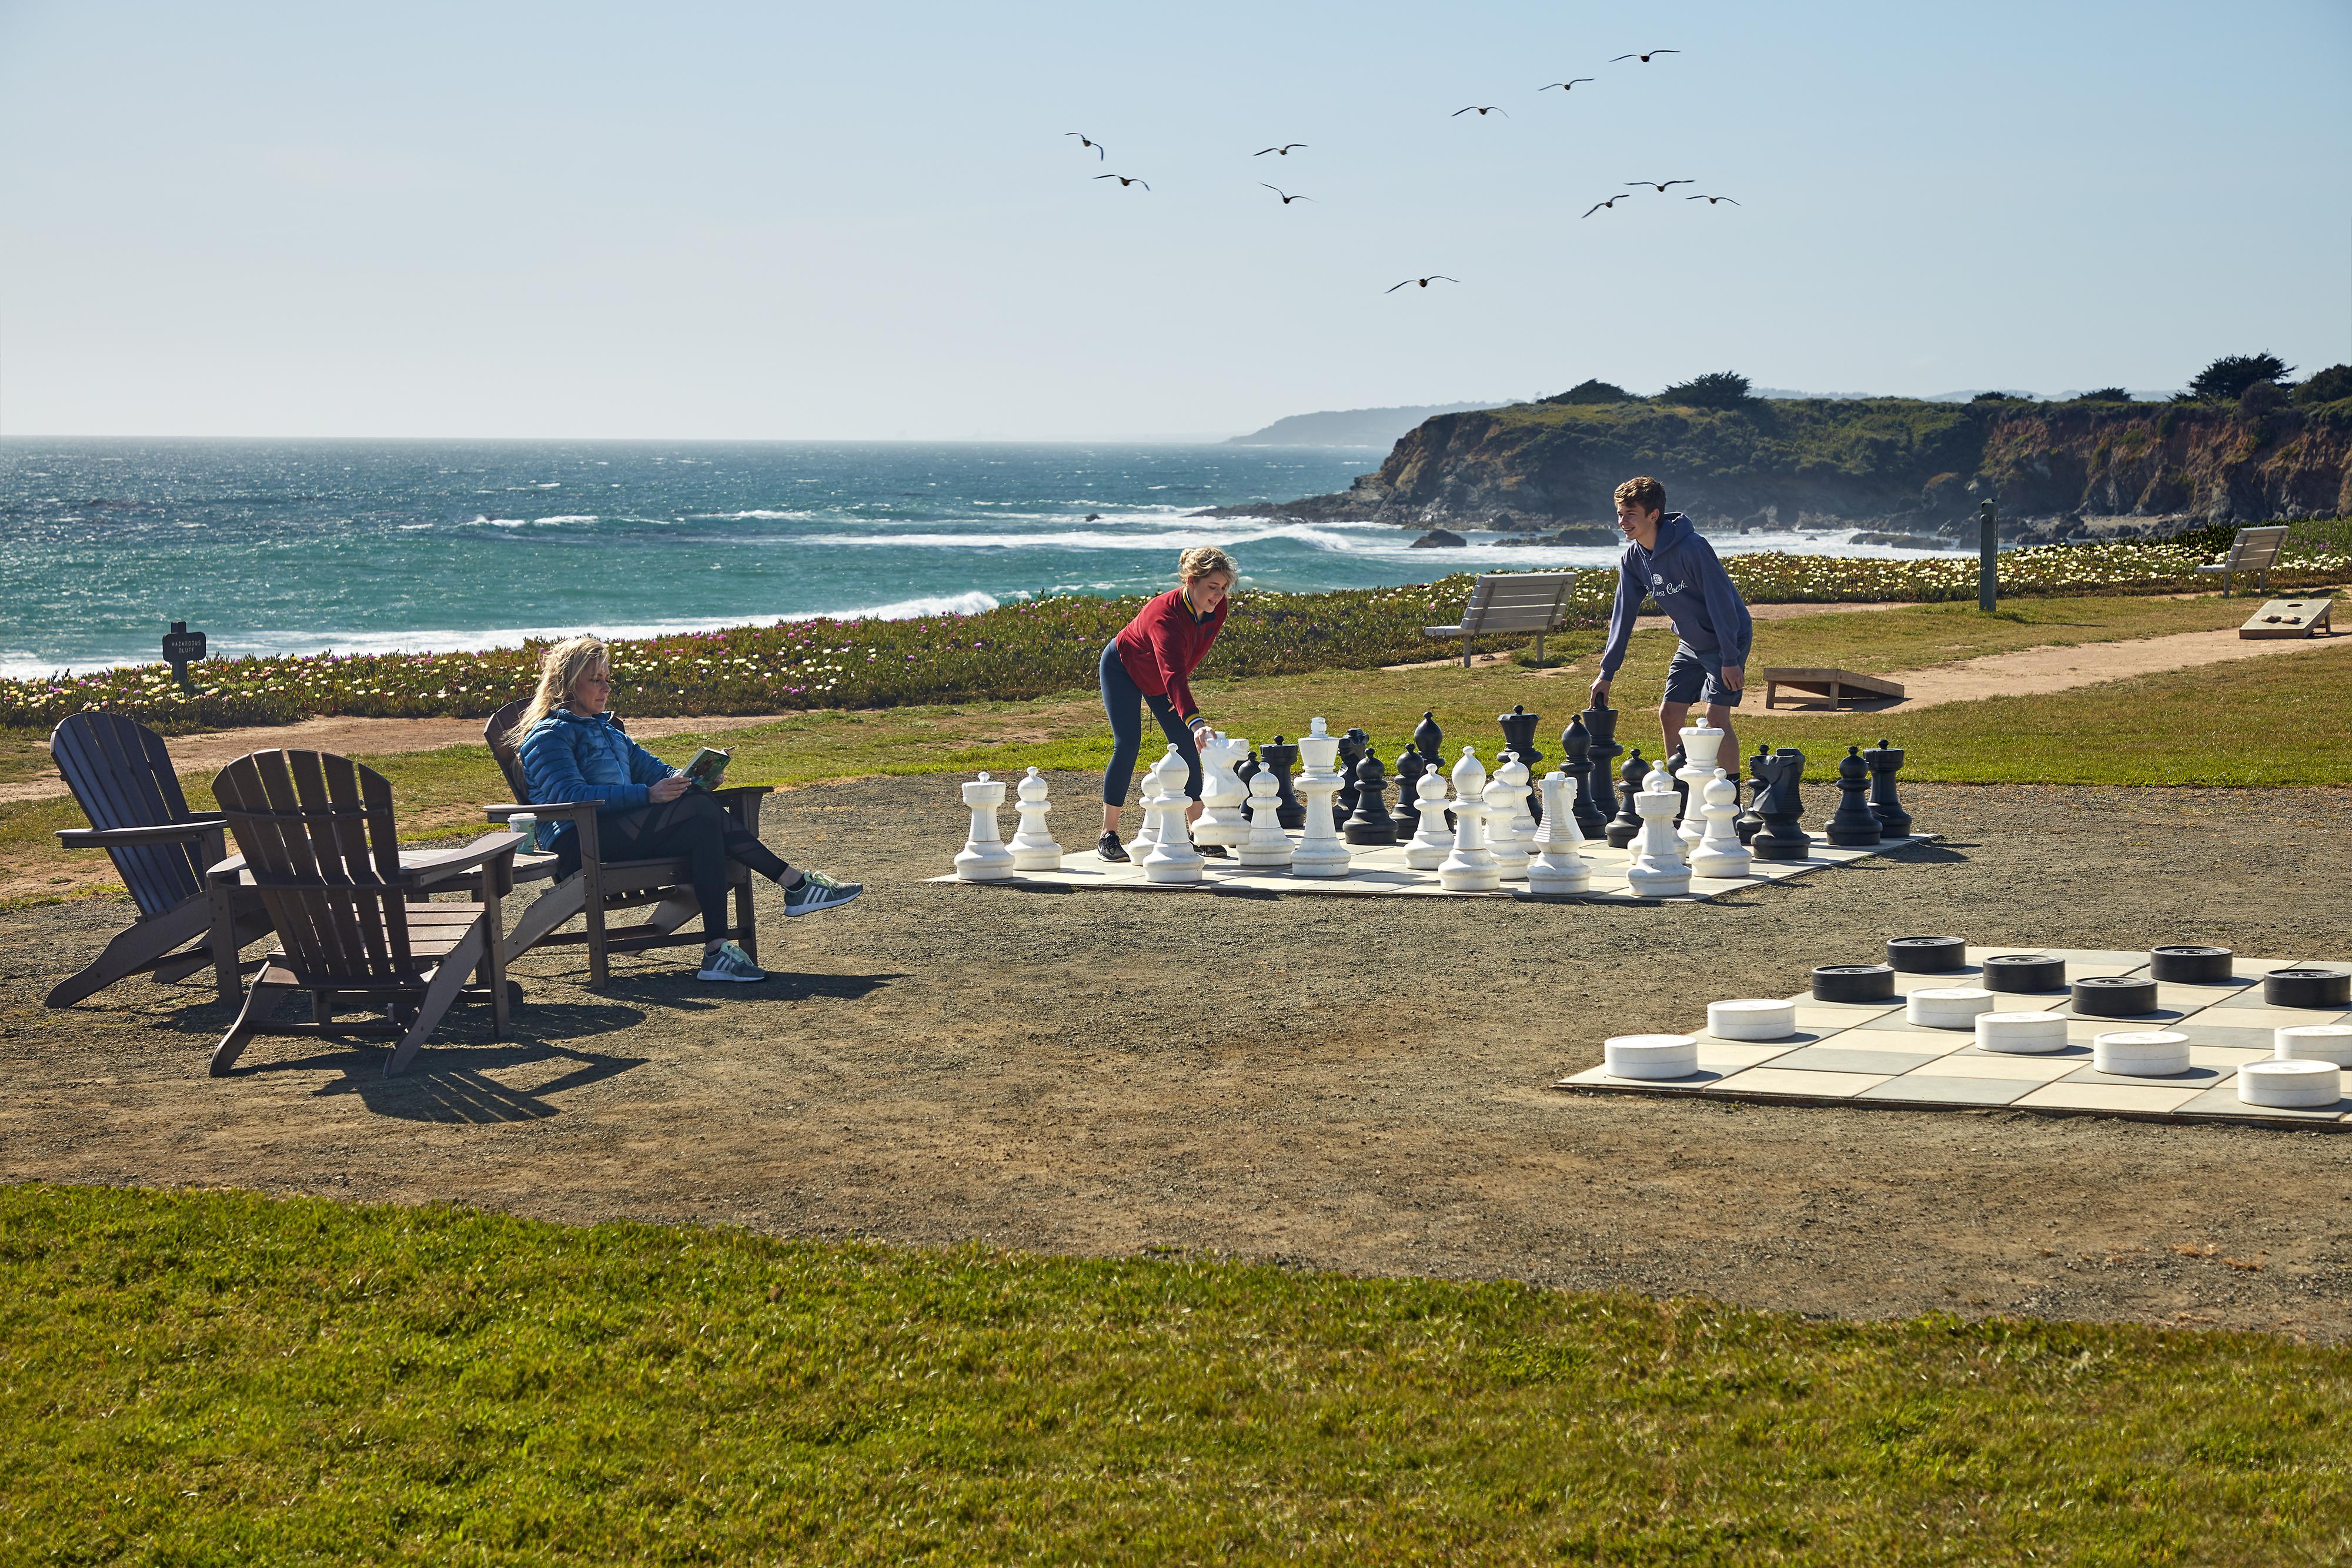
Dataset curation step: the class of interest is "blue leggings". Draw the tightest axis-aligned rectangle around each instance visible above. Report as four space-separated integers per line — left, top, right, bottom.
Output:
1100 640 1201 807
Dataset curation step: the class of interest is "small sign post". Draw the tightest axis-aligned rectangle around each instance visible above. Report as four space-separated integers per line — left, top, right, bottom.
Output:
162 621 206 691
1976 500 1999 613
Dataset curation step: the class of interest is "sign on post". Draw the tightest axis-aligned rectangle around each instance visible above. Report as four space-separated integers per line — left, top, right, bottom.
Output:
162 621 206 690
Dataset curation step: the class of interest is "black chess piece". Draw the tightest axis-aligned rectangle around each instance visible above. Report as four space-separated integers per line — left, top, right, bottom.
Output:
1665 744 1690 819
1581 704 1622 821
1862 737 1912 837
1412 710 1444 767
1606 747 1648 849
1497 706 1543 820
1733 743 1768 844
1334 727 1369 824
1391 743 1426 838
1343 753 1395 844
1259 737 1304 830
1235 748 1260 819
1750 747 1812 861
1824 745 1882 846
1562 715 1608 840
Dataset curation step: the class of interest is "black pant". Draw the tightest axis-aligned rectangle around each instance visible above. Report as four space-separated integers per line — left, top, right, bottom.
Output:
596 792 791 939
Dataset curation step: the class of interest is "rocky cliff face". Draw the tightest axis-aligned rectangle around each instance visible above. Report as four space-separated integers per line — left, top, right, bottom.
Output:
1204 397 2352 540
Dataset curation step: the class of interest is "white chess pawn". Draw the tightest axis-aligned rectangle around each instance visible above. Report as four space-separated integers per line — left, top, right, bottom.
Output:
1676 722 1724 848
1402 765 1454 870
1526 770 1592 894
1483 757 1530 881
1194 733 1250 848
1689 767 1753 880
953 771 1016 881
1007 765 1062 871
1626 761 1691 897
1236 768 1294 867
1290 718 1351 878
1138 745 1205 884
1501 751 1538 847
1438 747 1500 892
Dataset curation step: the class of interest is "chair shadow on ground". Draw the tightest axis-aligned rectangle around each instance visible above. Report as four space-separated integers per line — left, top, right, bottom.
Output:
593 968 905 1009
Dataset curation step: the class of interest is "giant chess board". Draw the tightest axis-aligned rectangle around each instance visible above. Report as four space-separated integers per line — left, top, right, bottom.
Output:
1552 947 2352 1131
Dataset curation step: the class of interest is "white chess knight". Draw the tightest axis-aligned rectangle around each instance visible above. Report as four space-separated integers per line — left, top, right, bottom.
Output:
1438 747 1501 892
1235 768 1295 867
1526 770 1592 894
1291 717 1351 878
1007 765 1062 871
953 770 1016 881
1675 721 1725 848
1193 732 1250 848
1484 754 1531 881
1689 767 1753 880
1137 745 1205 884
1625 760 1692 897
1402 765 1454 870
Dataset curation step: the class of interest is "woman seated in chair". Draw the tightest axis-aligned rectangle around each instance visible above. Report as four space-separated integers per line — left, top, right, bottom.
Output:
508 636 860 983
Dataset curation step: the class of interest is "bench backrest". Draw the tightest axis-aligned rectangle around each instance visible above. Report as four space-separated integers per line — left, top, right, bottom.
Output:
1460 572 1577 633
50 711 208 918
2224 525 2290 570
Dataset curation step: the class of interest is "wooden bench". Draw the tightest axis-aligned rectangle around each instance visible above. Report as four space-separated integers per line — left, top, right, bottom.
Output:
1423 572 1579 667
1760 667 1905 710
2197 524 2290 597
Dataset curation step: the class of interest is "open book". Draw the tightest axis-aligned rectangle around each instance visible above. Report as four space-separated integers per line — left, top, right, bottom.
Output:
680 747 731 791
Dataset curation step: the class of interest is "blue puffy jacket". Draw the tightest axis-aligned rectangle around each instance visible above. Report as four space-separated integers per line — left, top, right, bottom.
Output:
517 708 679 854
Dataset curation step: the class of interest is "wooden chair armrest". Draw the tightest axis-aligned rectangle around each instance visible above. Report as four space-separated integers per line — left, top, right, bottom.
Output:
487 801 602 823
391 832 524 888
56 817 228 848
711 783 773 831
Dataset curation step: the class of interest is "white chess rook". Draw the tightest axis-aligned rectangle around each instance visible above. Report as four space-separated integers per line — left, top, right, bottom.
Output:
1236 770 1295 868
1007 766 1063 871
1291 717 1352 878
1138 745 1205 884
1624 762 1690 897
953 771 1016 881
1484 755 1531 881
1193 733 1250 848
1526 771 1592 894
1438 747 1501 892
1676 722 1725 848
1402 766 1454 870
1689 767 1753 879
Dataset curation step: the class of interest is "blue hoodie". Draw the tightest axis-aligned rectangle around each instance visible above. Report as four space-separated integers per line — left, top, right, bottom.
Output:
1597 511 1753 678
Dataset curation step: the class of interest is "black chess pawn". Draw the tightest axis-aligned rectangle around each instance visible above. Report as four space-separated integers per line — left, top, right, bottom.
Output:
1334 727 1369 824
1825 744 1882 846
1606 747 1648 849
1343 753 1396 844
1862 737 1912 837
1259 737 1305 830
1733 742 1768 844
1750 747 1813 861
1562 714 1608 840
1496 705 1543 813
1235 748 1261 820
1391 743 1426 838
1412 710 1444 767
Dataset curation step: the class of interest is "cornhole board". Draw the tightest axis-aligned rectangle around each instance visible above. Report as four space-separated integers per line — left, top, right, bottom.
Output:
1759 667 1904 710
2239 597 2334 639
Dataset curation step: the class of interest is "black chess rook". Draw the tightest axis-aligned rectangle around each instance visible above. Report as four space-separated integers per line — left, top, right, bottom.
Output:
1862 737 1912 837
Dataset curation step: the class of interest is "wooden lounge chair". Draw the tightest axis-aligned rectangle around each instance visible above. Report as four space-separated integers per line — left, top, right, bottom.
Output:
1423 571 1579 667
209 749 523 1078
2196 524 2290 597
46 712 271 1008
483 699 773 988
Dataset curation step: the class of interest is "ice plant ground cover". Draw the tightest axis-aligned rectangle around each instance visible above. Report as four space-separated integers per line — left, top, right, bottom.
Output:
3 526 2346 732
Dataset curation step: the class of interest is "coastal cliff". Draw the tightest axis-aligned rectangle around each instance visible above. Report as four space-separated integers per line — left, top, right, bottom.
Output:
1202 394 2352 541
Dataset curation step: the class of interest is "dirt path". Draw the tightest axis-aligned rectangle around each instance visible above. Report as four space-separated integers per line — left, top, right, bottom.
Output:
1863 626 2344 711
5 777 2349 1340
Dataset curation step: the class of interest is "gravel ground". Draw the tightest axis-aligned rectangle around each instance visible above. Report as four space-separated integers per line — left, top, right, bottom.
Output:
4 777 2349 1340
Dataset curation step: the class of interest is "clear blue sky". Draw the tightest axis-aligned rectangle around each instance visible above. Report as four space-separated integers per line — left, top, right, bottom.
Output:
2 0 2347 439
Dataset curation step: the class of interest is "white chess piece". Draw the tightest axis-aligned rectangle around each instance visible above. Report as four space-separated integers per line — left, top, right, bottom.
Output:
1438 747 1500 891
1194 733 1250 848
1236 769 1294 867
1484 755 1530 881
1291 717 1351 877
1676 722 1723 848
1688 767 1752 880
1625 761 1690 896
1402 766 1454 870
1138 745 1205 884
1005 765 1062 871
953 771 1016 881
1502 751 1538 847
1526 770 1591 894
1128 750 1171 857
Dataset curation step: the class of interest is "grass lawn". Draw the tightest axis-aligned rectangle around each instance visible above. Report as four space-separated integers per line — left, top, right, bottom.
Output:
4 1184 2346 1565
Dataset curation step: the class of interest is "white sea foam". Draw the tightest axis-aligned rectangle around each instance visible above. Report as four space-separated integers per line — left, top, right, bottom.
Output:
689 509 820 521
533 514 600 525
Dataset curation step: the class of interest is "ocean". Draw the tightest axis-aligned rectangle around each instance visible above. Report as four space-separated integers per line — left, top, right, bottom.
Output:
0 438 1968 679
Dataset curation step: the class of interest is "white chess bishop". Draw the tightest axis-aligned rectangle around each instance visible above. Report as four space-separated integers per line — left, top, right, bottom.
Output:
1236 769 1295 868
1438 747 1501 892
1192 732 1250 848
1137 746 1205 884
1625 761 1691 897
1484 754 1531 881
953 771 1016 882
1526 770 1591 894
1007 765 1063 871
1689 767 1752 880
1402 765 1454 870
1676 721 1724 848
1290 717 1351 878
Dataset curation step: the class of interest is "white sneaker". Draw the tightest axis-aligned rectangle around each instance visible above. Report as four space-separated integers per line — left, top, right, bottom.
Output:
695 941 766 982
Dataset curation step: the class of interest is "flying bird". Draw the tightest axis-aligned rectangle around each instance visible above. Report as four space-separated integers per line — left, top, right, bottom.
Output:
1064 132 1106 159
1541 78 1595 92
1451 105 1510 118
1093 173 1150 189
1254 143 1308 156
1261 183 1314 205
1581 195 1630 218
1685 193 1740 205
1626 179 1694 192
1387 275 1459 292
1611 49 1680 62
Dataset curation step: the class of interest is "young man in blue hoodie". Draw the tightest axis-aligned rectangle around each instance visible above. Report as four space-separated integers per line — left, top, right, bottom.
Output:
1588 475 1753 767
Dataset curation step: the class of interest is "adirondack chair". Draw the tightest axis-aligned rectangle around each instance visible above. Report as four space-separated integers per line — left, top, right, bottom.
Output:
46 712 271 1008
208 750 523 1078
483 699 772 988
1423 571 1579 666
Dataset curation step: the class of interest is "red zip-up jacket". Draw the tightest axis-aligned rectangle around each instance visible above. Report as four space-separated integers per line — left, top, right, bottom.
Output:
1113 587 1228 723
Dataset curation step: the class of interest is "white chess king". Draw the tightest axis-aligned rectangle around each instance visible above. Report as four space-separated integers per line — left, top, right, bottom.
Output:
1291 717 1351 878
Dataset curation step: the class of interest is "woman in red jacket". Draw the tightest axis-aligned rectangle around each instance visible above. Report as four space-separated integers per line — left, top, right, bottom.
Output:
1097 546 1236 861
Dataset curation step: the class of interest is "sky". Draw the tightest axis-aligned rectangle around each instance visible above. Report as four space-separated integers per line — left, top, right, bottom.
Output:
2 1 2348 440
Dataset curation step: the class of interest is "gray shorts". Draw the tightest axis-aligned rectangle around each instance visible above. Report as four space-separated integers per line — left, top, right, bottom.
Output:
1664 644 1743 707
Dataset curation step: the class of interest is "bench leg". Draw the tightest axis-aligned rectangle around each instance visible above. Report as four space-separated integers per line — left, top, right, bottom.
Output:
1532 632 1545 663
1462 636 1472 670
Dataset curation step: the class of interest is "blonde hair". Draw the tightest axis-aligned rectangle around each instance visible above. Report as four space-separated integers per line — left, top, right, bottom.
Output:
1178 545 1237 584
503 635 610 750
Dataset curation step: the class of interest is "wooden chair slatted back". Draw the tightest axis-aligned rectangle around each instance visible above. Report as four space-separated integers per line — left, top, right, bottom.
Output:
214 750 417 985
50 712 208 917
486 699 534 804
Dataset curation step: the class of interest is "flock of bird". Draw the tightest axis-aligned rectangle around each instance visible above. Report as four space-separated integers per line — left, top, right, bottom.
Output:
1061 46 1737 295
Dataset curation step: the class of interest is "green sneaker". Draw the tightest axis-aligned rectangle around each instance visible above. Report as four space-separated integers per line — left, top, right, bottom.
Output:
783 868 863 917
696 940 766 982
